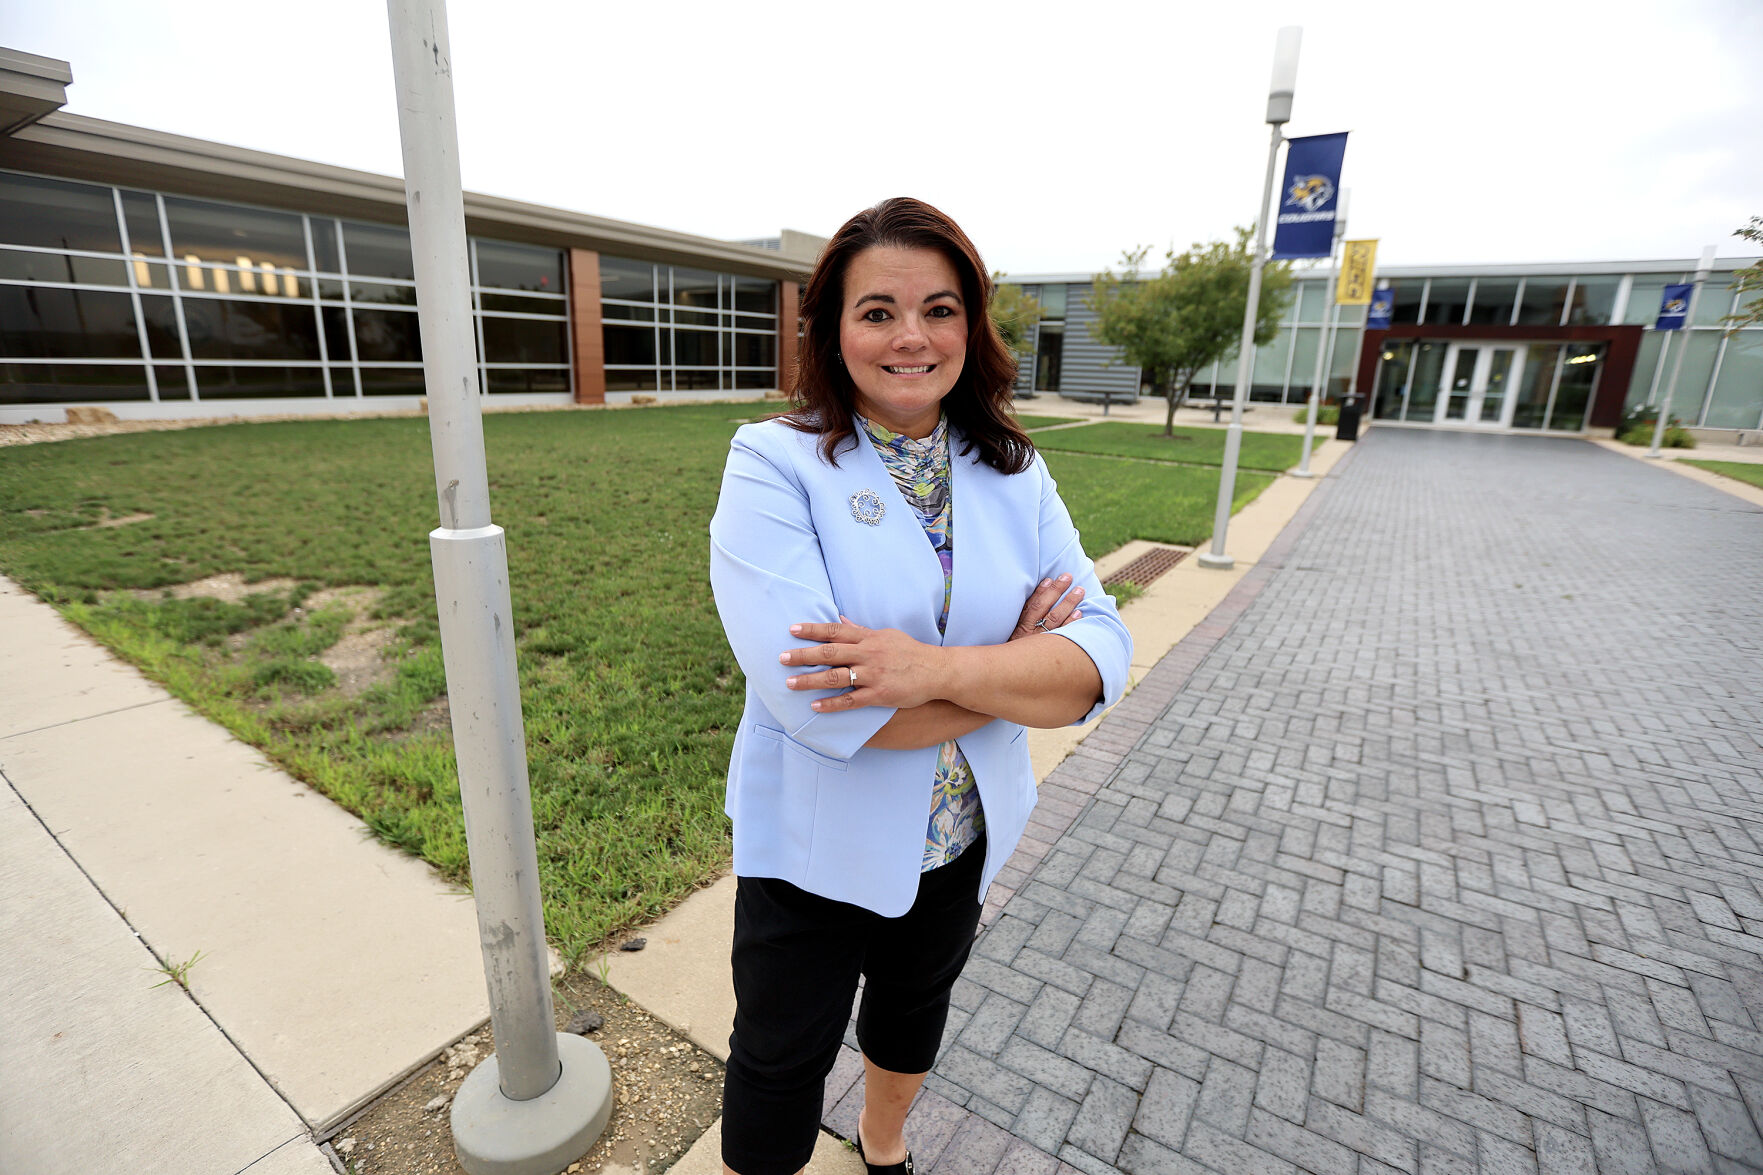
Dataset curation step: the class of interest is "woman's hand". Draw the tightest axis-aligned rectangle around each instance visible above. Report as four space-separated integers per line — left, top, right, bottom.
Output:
1010 574 1085 641
781 619 946 713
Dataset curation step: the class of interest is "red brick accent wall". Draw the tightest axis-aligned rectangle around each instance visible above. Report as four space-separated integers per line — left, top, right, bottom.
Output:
568 248 605 405
777 280 799 396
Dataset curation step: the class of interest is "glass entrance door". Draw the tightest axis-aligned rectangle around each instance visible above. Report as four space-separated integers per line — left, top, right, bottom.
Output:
1436 343 1525 427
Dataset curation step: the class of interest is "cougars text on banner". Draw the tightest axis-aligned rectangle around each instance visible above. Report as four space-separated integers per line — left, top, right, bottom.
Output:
1271 132 1348 260
1336 240 1379 305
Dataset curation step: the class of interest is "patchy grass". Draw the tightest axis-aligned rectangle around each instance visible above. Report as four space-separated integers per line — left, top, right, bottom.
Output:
1013 414 1086 430
1682 459 1763 490
0 404 1284 958
1035 421 1315 472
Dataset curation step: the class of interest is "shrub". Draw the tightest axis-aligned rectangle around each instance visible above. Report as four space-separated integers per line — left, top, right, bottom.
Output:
1615 404 1696 448
1291 404 1340 427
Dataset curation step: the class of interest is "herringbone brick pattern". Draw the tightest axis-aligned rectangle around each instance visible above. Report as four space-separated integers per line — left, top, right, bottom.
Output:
828 431 1763 1174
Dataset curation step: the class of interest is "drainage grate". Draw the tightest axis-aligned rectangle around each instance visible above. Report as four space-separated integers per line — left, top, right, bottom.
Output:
1101 545 1190 591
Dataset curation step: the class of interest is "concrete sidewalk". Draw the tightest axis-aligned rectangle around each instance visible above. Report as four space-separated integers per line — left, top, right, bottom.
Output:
0 578 490 1173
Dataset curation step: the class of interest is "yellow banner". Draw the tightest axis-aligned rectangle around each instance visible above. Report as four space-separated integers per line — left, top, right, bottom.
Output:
1336 239 1379 305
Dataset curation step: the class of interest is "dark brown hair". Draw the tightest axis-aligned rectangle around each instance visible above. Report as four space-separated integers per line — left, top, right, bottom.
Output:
785 196 1033 474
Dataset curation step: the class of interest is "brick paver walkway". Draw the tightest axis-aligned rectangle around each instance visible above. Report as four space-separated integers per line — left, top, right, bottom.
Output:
824 431 1763 1174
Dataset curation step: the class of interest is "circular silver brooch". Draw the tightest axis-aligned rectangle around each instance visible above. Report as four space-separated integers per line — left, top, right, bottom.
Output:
849 488 886 526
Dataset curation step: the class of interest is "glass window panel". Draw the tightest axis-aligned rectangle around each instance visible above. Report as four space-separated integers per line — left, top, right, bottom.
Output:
1403 342 1447 421
601 303 655 322
1371 340 1414 419
1466 279 1519 325
139 296 182 359
1038 285 1067 320
154 363 192 400
484 368 568 395
1442 347 1479 420
320 306 351 359
351 308 423 362
482 316 566 365
348 280 418 306
735 370 774 390
1297 281 1328 324
1327 327 1360 399
1624 332 1666 412
1424 280 1471 326
1289 327 1321 399
734 333 776 369
310 218 341 273
672 329 721 367
327 365 357 395
177 297 321 361
1705 333 1763 429
1 362 151 404
357 367 429 396
1662 333 1720 424
1623 277 1674 325
0 249 128 286
164 196 307 271
731 311 776 333
1567 277 1619 325
1545 344 1603 431
734 276 775 314
0 287 141 358
1035 322 1064 392
605 368 658 391
603 324 657 366
1387 282 1422 325
473 239 562 293
478 292 564 315
340 221 415 281
1250 327 1292 400
120 191 164 257
1516 278 1571 325
317 278 347 300
673 369 721 390
1510 344 1561 429
0 173 123 253
192 365 326 400
599 256 654 302
1694 281 1738 326
670 267 720 309
673 308 719 327
131 261 175 290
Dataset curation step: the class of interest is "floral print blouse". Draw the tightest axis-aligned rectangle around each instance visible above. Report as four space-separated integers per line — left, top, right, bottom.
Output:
859 415 984 871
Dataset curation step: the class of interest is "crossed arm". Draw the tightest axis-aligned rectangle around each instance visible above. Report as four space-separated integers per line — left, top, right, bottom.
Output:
780 574 1103 750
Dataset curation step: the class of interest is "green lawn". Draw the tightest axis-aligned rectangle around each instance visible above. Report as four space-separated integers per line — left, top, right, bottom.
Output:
1013 414 1085 430
1034 421 1315 472
0 404 1286 957
1682 459 1763 491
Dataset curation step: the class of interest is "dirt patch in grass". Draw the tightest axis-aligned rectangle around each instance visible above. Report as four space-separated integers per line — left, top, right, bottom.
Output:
147 572 302 604
331 974 723 1175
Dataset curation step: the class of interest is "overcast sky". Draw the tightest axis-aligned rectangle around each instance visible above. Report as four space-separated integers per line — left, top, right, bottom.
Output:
5 0 1760 277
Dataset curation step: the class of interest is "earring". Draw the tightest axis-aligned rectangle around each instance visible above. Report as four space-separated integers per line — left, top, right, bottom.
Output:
836 353 844 365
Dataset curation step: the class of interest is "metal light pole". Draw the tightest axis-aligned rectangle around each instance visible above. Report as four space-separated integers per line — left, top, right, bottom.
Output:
384 2 611 1171
1199 26 1302 570
1649 245 1717 457
1294 188 1346 479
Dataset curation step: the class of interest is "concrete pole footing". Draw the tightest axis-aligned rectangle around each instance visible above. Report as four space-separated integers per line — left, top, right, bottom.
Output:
1196 552 1237 570
451 1033 613 1175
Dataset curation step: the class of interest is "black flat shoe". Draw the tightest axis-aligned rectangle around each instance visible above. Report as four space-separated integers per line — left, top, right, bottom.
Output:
854 1130 914 1175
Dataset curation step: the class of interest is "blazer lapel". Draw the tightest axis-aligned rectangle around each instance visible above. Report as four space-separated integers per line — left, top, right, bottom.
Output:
833 430 948 643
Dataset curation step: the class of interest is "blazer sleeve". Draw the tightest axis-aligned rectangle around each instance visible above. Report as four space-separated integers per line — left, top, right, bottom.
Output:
1033 453 1134 725
709 426 896 760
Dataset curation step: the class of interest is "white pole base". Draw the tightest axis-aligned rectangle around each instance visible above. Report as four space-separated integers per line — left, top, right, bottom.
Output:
1196 551 1237 570
451 1032 613 1175
1290 469 1318 479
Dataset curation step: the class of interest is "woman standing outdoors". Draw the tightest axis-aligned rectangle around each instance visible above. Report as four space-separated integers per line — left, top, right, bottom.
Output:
709 197 1132 1175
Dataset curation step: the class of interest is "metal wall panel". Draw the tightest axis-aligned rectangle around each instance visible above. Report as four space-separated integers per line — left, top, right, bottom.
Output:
1059 282 1140 396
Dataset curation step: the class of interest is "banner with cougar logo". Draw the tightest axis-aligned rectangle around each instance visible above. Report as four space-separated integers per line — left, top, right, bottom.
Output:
1271 132 1348 260
1655 283 1694 331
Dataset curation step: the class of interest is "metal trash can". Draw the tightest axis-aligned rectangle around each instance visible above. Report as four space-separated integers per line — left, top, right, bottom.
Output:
1336 393 1363 442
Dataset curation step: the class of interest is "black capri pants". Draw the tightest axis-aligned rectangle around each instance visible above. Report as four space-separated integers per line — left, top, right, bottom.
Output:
720 834 986 1175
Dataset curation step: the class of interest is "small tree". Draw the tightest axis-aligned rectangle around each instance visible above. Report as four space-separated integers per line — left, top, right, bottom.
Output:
1721 216 1762 334
1090 227 1295 436
989 277 1042 360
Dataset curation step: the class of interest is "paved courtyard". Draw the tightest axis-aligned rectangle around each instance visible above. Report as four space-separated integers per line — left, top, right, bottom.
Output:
828 431 1763 1174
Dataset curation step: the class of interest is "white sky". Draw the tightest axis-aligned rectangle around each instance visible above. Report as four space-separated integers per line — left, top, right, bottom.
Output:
4 0 1760 277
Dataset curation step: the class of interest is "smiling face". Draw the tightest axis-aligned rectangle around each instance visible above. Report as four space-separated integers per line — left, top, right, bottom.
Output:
838 245 968 439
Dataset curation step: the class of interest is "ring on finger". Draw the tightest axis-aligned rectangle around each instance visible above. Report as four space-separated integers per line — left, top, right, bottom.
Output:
848 666 857 688
1034 618 1052 633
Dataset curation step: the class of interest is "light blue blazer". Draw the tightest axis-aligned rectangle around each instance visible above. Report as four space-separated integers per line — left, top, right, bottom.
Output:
709 417 1132 917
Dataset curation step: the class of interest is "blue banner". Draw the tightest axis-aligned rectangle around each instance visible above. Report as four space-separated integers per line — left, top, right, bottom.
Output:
1367 284 1395 330
1271 132 1348 260
1656 283 1693 331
